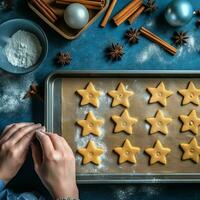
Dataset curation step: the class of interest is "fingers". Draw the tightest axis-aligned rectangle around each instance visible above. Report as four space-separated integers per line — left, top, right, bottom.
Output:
16 126 45 149
1 124 14 136
0 123 34 142
31 141 43 170
36 131 54 159
60 137 74 153
7 124 42 145
48 133 65 151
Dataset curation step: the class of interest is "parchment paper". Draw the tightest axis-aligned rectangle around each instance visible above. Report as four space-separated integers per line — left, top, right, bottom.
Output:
62 78 200 174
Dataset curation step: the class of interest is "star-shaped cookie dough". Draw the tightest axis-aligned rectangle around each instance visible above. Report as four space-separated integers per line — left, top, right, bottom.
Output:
146 110 172 135
178 81 200 106
76 82 101 107
179 110 200 135
147 82 173 107
111 109 137 134
77 140 104 165
77 112 104 137
108 82 134 108
113 139 140 164
145 140 171 165
180 138 200 163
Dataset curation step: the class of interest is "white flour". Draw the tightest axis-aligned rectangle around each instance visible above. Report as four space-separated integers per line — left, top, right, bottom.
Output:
0 71 34 114
4 30 42 68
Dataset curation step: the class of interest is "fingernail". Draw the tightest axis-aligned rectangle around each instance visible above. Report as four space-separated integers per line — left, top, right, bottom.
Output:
36 123 42 126
36 130 43 135
41 126 46 132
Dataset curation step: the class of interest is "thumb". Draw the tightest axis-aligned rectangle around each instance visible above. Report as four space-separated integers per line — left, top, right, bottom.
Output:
31 141 42 172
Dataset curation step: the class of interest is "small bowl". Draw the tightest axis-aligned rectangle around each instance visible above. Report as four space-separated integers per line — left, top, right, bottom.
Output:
0 18 48 74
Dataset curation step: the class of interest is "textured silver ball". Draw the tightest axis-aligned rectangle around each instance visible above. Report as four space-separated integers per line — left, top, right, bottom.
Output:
164 0 193 27
64 3 89 29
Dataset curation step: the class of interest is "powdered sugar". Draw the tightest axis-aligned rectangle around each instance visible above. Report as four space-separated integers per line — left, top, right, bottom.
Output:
4 30 42 68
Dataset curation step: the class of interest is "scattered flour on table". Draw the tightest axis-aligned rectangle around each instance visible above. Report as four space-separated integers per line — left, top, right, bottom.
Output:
112 185 164 200
136 34 200 65
0 71 34 114
4 30 42 68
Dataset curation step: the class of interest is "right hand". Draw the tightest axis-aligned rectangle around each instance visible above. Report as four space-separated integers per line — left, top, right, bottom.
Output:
31 131 79 200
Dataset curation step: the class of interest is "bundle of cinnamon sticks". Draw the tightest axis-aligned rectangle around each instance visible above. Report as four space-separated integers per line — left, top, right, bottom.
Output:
31 0 58 23
113 0 145 26
55 0 105 10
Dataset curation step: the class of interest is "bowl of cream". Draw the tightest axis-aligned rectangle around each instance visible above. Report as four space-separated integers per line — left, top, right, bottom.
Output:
0 18 48 74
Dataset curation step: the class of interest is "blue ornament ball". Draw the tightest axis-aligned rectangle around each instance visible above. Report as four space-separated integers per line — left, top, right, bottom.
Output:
164 0 194 27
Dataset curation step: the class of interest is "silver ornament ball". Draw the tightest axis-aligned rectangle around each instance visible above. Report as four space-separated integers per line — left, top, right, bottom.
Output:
164 0 193 27
64 3 89 29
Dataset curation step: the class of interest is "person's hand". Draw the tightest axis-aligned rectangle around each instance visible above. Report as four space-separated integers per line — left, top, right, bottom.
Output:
31 131 79 200
0 122 43 184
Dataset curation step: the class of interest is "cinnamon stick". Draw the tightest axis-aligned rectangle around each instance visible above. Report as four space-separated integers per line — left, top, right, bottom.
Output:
56 0 103 7
100 0 117 27
128 5 145 24
140 27 177 55
55 0 104 9
114 0 142 26
113 0 141 21
31 0 58 23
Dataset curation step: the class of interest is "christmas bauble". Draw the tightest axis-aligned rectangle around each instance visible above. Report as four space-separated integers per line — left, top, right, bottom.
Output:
164 0 193 27
64 3 89 29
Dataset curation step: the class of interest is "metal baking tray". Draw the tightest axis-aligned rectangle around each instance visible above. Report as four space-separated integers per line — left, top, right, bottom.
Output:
45 70 200 183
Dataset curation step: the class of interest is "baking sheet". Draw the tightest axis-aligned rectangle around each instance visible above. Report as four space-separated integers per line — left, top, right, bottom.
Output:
45 71 200 183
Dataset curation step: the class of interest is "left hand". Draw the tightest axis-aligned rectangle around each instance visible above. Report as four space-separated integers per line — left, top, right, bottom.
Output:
0 123 44 184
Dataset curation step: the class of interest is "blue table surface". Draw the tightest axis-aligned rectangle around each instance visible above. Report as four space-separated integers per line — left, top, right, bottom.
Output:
1 0 200 199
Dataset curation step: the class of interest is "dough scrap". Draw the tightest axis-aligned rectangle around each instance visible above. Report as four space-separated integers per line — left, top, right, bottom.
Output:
108 82 134 108
147 82 173 107
146 110 172 135
114 139 140 164
77 112 104 136
111 109 137 134
180 137 200 163
178 81 200 106
179 110 200 135
76 82 101 107
145 140 171 165
77 140 104 165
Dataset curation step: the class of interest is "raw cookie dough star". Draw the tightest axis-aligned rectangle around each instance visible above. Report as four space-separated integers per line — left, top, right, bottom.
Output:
179 110 200 135
146 110 172 135
77 112 104 137
178 81 200 106
108 82 134 108
180 138 200 163
147 82 173 107
77 140 104 165
77 82 101 107
111 109 137 134
145 140 171 165
114 139 140 164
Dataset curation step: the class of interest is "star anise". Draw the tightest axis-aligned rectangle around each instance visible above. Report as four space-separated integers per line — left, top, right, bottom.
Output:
23 84 43 101
195 9 200 16
56 52 72 65
106 43 124 61
172 31 189 46
144 0 157 14
0 0 13 10
125 28 140 45
196 19 200 28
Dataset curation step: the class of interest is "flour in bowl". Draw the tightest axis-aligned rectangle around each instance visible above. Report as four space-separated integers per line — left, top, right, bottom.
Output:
4 30 42 68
